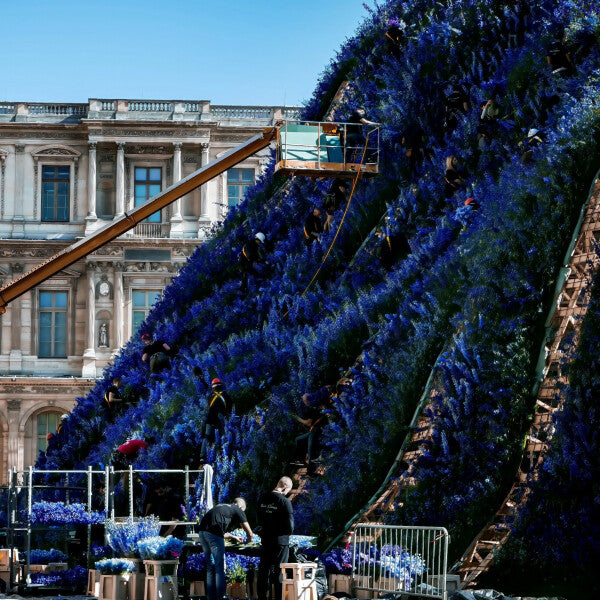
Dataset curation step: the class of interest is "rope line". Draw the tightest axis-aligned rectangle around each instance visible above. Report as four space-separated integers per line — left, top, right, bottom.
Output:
298 133 372 298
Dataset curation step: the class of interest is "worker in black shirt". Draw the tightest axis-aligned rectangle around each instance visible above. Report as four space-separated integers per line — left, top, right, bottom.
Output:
401 122 425 174
444 156 467 199
294 402 329 474
257 477 294 600
546 32 574 76
323 180 348 233
343 108 376 164
304 207 323 245
239 232 266 292
444 84 469 132
384 18 404 60
145 485 185 538
375 225 411 269
477 99 502 148
141 333 172 373
519 128 544 165
200 378 232 460
198 499 253 600
104 376 123 412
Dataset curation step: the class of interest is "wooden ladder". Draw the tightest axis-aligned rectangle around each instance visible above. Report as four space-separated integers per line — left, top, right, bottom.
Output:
455 174 600 586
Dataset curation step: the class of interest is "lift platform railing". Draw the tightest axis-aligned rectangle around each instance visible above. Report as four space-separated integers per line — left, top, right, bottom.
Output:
0 126 279 314
275 120 380 178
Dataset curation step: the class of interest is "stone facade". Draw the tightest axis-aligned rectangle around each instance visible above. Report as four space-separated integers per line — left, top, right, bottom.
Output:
0 98 301 481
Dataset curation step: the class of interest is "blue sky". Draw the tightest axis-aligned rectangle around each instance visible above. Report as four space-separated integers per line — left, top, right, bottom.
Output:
0 0 369 107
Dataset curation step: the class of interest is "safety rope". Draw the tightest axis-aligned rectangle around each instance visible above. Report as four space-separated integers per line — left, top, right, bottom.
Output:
298 132 372 298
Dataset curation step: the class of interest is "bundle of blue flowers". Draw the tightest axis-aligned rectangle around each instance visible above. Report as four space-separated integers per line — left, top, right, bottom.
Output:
26 548 68 564
28 501 104 525
136 536 184 561
95 558 137 575
30 565 88 587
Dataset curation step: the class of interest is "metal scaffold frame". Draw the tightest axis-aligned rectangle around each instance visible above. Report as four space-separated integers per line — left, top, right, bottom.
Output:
1 466 207 593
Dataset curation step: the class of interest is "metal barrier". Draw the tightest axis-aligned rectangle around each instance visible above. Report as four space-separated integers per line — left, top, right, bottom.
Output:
352 524 450 600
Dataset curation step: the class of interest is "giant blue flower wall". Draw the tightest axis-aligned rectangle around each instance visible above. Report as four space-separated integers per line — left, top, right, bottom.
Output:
40 0 600 581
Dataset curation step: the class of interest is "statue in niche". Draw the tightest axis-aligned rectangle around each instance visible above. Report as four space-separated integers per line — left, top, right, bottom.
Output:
98 322 109 348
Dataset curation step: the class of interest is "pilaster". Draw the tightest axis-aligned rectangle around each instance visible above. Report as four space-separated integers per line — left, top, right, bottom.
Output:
170 142 184 237
113 264 124 351
6 399 21 474
115 142 125 218
82 268 96 377
85 142 98 232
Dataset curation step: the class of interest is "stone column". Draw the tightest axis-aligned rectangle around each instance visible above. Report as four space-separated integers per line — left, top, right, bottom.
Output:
1 303 11 357
201 144 210 213
9 263 23 373
12 145 25 238
115 142 125 218
19 291 31 356
7 399 21 474
82 267 96 377
113 265 124 351
198 144 211 237
86 142 98 222
170 142 183 237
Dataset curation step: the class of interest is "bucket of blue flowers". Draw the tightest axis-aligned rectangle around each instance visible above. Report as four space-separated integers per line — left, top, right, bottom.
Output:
137 536 183 600
225 554 257 599
95 558 136 600
180 551 207 596
322 548 352 595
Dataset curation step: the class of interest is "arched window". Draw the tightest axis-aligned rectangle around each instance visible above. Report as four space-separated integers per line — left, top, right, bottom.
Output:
23 410 63 468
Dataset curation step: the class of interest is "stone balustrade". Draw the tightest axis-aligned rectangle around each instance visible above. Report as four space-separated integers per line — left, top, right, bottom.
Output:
0 99 303 123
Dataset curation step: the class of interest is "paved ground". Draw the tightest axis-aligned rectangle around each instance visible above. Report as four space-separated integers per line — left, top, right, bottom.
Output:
0 594 90 600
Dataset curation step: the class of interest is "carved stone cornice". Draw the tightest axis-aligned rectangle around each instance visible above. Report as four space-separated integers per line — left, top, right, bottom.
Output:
91 246 122 257
0 378 95 395
1 132 87 140
0 246 61 258
102 128 207 138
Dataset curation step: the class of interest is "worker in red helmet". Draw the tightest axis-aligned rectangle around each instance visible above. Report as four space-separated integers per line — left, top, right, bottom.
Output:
464 197 480 210
200 377 233 461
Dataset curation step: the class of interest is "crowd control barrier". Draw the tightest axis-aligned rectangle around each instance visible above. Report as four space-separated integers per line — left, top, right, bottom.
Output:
352 523 451 599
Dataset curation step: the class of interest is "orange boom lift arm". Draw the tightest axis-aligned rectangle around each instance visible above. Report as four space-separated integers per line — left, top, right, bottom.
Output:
0 126 279 314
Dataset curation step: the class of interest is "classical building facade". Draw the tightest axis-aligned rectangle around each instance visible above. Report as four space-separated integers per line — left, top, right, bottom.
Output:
0 98 301 480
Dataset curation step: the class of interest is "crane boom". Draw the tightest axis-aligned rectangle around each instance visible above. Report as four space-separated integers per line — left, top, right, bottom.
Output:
0 126 278 314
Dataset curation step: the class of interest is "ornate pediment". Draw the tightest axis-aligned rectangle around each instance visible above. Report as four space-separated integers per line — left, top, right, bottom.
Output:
32 145 81 158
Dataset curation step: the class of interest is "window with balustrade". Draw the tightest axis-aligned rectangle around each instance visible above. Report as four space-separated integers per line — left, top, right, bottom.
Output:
41 166 70 221
227 168 255 207
38 291 68 358
134 167 162 222
132 290 162 333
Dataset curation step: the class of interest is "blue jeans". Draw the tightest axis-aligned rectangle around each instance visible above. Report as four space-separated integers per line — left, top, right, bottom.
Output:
295 430 315 462
198 531 225 600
